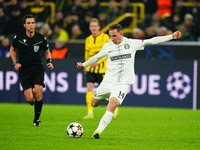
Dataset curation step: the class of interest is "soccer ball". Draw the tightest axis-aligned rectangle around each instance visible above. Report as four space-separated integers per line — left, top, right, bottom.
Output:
166 71 191 100
66 122 83 138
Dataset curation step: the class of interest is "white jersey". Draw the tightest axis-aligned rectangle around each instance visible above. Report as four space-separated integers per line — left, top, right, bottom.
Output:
83 35 173 85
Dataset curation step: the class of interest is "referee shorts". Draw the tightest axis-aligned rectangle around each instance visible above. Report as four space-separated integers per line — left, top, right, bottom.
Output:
19 67 45 91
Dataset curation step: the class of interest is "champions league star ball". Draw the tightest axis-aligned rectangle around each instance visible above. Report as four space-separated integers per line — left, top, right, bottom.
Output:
66 122 83 138
166 71 191 100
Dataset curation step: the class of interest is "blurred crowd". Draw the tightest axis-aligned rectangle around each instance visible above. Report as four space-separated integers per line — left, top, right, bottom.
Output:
0 0 200 58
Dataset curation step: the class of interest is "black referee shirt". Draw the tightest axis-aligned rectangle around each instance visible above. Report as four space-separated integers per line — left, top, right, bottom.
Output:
12 31 49 69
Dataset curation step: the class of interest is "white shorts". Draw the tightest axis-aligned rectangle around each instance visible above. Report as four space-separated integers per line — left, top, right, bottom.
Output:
93 81 130 105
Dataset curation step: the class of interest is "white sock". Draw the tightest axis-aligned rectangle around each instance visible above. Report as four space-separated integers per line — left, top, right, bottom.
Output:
96 111 113 133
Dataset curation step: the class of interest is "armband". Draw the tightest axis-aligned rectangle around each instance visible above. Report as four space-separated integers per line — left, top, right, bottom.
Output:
46 58 52 64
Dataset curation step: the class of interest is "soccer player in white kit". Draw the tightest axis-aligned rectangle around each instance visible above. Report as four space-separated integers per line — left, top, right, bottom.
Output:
77 24 181 139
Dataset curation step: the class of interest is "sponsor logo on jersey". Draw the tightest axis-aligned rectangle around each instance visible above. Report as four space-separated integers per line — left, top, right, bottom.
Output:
34 45 39 52
124 44 130 49
110 53 131 61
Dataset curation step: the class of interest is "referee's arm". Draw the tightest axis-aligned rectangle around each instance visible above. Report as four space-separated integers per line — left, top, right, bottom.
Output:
10 46 17 63
10 46 21 71
45 49 54 70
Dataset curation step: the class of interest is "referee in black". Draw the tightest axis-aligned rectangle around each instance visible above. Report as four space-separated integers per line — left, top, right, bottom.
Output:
10 14 54 127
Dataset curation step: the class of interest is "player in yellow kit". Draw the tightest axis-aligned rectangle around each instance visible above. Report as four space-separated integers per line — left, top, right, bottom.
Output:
83 18 119 119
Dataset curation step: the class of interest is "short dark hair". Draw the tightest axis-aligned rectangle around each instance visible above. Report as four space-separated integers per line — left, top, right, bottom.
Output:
23 14 36 24
109 24 122 32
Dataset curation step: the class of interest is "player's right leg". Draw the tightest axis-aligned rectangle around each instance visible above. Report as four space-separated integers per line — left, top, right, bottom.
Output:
92 97 120 139
92 83 129 138
91 97 107 139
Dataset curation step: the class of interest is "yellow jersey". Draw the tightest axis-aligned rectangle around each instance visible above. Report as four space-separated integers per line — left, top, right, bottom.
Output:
85 32 110 74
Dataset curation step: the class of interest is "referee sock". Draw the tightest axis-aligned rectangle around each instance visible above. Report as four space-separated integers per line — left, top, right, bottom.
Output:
34 99 43 122
96 111 113 133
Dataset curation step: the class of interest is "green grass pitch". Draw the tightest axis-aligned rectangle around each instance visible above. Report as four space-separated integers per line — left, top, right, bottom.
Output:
0 103 200 150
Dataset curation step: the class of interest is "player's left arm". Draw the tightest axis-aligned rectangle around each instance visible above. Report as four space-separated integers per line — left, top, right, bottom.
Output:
143 31 181 46
45 49 54 70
